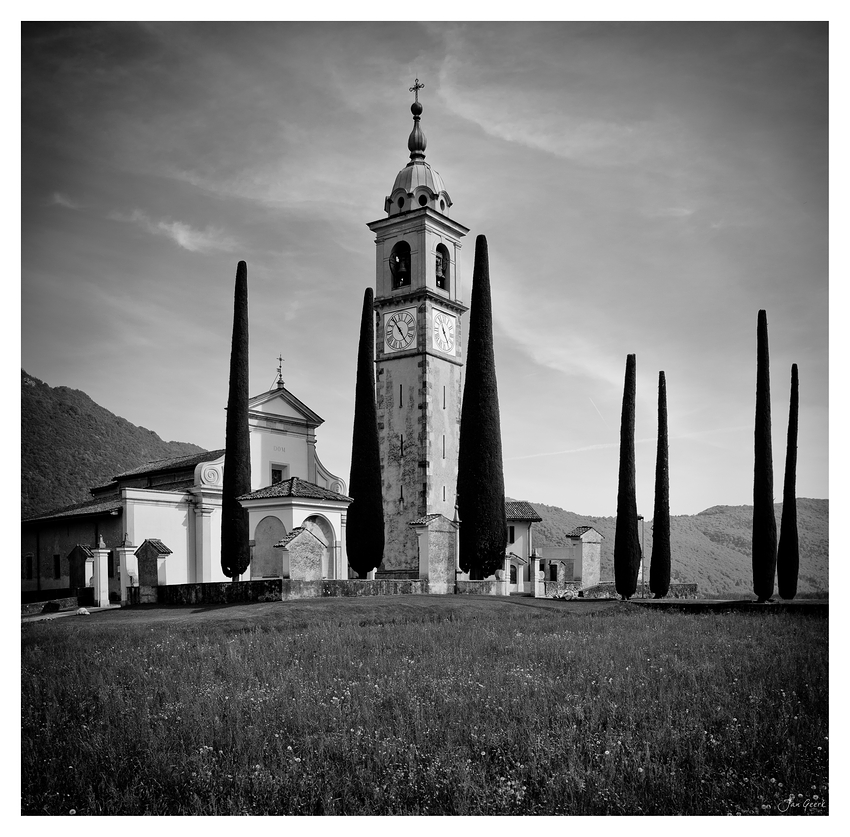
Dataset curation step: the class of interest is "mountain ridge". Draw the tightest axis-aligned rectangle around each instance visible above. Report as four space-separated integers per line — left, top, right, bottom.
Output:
21 370 204 518
518 497 828 596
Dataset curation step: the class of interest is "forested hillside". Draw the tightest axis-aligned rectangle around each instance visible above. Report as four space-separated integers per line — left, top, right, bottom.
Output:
526 498 828 596
22 370 204 518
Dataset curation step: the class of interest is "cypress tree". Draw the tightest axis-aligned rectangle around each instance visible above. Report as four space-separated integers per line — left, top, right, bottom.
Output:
614 353 641 600
752 309 777 602
649 370 671 599
221 261 252 581
347 288 385 578
777 363 799 600
457 235 507 580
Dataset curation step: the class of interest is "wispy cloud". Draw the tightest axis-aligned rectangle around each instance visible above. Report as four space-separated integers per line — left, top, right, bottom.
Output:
643 206 695 218
48 192 82 210
109 209 238 253
506 437 656 462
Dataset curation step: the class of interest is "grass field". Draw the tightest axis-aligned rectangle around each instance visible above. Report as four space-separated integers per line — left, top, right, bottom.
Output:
21 596 828 816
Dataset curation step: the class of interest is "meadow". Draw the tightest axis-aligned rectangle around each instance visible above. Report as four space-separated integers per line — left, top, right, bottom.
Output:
21 597 828 816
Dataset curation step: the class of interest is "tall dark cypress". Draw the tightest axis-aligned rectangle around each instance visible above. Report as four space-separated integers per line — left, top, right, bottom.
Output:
752 309 777 602
457 235 507 580
614 353 641 600
347 288 385 578
777 363 799 600
221 261 252 581
649 370 671 599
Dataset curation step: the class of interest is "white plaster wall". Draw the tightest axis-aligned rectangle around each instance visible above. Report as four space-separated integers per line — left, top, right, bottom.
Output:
126 493 193 585
250 425 310 490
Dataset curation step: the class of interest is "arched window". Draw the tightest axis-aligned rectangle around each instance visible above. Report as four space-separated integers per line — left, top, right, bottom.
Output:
390 241 411 289
435 244 450 291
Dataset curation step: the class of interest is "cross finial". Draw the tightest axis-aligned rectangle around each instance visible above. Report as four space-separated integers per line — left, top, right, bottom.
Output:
275 354 285 388
409 78 424 103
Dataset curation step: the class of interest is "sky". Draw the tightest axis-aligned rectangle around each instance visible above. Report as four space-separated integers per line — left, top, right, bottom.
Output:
20 19 830 518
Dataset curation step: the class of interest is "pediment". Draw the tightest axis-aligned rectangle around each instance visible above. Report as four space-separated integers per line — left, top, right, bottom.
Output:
248 386 323 427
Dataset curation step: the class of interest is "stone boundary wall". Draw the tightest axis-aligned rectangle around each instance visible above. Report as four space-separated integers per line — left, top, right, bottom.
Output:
156 580 283 606
542 581 582 599
21 596 79 616
455 580 504 596
581 582 699 599
139 578 429 606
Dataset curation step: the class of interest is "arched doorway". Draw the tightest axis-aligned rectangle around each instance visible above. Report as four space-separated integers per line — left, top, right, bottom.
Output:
301 515 336 579
252 516 287 578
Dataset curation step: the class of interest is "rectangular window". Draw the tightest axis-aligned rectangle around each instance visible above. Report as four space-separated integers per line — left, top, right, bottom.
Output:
510 565 517 585
271 464 290 485
442 485 446 501
443 386 446 409
550 564 559 582
108 551 115 578
25 554 33 580
399 384 403 408
442 434 446 459
508 525 515 544
53 554 61 580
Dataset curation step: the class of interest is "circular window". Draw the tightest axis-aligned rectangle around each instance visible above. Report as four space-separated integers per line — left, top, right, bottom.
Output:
440 199 445 211
418 195 428 207
397 197 405 209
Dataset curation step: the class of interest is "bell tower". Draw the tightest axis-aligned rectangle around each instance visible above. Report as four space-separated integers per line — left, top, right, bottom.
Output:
368 80 469 575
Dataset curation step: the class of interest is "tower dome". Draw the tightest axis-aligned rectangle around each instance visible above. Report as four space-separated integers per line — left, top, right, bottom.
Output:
383 79 453 218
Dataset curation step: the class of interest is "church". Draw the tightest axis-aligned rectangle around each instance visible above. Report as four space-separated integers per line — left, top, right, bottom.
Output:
21 366 350 603
23 81 572 604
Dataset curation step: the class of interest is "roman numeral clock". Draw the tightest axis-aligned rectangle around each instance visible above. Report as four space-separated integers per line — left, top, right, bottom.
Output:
367 80 470 576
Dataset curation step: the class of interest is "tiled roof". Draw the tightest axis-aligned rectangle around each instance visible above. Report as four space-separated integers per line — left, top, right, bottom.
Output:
504 500 543 522
238 476 352 503
565 526 602 538
23 496 123 523
114 449 225 479
136 538 172 555
273 527 329 549
408 513 445 526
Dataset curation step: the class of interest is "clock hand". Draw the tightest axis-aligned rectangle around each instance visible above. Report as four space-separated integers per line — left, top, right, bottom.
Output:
440 322 449 342
394 323 405 340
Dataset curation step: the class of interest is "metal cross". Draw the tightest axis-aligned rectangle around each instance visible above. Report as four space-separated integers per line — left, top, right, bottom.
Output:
409 78 424 103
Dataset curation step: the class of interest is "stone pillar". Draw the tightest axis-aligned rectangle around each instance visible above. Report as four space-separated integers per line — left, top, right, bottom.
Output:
115 541 137 605
503 554 511 595
193 503 215 582
91 545 110 607
530 551 543 598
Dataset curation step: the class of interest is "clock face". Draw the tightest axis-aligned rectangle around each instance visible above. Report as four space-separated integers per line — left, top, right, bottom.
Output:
432 310 456 354
384 308 417 352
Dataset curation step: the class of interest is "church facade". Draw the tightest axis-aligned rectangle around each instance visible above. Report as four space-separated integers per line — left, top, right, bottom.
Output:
21 375 349 603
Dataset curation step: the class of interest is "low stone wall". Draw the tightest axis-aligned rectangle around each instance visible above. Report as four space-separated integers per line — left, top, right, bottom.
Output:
664 584 699 599
455 580 506 596
156 580 284 606
280 579 428 600
581 582 619 599
542 581 581 599
133 578 430 606
580 582 699 600
21 596 79 617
